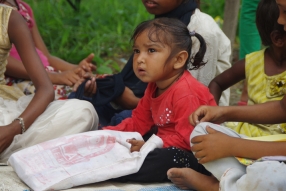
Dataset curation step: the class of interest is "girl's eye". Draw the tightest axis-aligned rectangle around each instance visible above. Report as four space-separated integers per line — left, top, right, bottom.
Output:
133 49 140 54
148 48 156 53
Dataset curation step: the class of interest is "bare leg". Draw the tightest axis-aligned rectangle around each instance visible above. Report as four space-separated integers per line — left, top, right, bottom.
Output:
167 168 219 191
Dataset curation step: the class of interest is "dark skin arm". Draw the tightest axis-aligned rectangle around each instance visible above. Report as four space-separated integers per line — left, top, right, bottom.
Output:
189 95 286 125
114 87 140 109
209 59 245 104
30 13 77 71
72 80 140 110
6 56 29 79
189 95 286 164
0 10 54 153
30 17 96 78
191 126 286 164
6 9 96 86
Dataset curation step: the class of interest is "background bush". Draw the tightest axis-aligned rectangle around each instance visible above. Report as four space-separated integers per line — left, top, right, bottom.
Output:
25 0 225 74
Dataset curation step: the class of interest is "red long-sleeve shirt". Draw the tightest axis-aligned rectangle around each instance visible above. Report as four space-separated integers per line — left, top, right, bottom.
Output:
104 71 216 151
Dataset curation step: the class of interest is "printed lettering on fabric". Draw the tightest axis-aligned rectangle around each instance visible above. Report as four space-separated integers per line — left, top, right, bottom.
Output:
8 131 163 191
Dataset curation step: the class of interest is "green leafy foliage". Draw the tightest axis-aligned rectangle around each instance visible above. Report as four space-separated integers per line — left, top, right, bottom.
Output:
200 0 225 19
25 0 224 74
25 0 152 74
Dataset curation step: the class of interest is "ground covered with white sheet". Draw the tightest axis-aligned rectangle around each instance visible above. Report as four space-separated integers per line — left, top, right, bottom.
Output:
0 164 194 191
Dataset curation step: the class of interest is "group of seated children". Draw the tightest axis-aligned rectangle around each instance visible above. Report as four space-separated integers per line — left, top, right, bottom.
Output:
1 0 286 190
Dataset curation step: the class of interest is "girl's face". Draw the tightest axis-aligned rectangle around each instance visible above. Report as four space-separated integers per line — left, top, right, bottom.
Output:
141 0 183 15
132 30 176 84
277 0 286 31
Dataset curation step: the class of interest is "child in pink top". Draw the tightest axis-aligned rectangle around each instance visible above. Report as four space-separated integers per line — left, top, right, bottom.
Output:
5 0 95 99
103 17 216 182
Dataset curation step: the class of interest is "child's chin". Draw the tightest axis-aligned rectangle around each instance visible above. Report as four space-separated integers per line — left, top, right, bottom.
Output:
135 74 149 83
139 78 150 83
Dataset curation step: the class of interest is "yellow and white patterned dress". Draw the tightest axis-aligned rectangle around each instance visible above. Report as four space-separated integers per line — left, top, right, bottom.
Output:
226 49 286 137
0 4 24 100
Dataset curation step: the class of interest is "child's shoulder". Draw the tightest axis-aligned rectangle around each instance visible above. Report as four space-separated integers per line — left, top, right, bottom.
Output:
173 71 211 96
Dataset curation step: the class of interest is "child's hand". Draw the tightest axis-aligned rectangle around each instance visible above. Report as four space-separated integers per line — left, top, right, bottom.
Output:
54 68 82 86
189 106 227 126
72 77 96 97
191 126 233 164
0 124 20 154
127 139 145 152
78 53 96 73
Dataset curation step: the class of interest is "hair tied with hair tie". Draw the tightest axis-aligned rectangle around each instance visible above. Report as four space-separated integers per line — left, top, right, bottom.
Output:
189 31 196 36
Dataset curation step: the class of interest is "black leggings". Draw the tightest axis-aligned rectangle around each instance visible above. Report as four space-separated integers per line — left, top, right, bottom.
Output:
113 146 211 183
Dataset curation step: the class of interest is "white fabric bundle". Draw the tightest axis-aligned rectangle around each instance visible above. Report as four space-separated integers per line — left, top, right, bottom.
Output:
8 130 163 191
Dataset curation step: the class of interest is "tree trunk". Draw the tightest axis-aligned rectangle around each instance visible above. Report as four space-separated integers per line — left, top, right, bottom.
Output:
222 0 241 61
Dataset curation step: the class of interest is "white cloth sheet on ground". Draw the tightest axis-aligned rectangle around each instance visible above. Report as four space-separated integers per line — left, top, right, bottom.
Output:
0 165 195 191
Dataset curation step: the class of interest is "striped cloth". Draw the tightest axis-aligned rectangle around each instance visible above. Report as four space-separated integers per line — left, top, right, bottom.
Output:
226 49 286 137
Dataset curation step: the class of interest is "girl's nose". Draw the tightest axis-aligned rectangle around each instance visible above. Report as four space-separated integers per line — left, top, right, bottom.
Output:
136 53 145 64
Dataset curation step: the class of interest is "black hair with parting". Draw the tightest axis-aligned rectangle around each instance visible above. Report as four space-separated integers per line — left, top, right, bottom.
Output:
131 17 206 70
256 0 285 46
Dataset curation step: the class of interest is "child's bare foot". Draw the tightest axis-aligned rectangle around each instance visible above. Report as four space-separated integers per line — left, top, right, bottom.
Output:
167 168 193 190
167 168 219 191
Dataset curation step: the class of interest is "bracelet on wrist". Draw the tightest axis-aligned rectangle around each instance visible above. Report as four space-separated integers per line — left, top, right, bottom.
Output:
14 117 26 134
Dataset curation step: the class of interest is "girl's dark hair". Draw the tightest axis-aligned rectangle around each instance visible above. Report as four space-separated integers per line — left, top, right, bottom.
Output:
256 0 285 46
131 17 206 70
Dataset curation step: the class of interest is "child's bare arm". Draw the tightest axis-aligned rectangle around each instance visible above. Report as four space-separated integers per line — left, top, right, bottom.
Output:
191 126 286 164
30 14 96 73
190 96 286 125
209 59 246 104
0 10 54 153
114 87 141 109
6 56 30 79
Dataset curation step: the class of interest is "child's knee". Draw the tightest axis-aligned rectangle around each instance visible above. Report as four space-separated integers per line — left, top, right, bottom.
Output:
190 122 212 148
191 122 212 138
68 99 98 130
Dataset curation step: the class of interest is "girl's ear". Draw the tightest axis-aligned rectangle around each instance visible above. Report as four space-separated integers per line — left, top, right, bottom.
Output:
173 50 188 69
270 30 285 47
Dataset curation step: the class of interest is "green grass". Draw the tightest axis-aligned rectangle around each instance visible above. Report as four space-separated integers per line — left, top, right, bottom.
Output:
25 0 225 74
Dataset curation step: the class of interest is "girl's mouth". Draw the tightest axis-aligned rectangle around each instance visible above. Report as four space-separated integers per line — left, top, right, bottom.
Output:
137 68 146 75
144 1 157 8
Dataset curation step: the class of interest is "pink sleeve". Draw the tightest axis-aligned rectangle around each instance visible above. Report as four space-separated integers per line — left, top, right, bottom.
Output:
16 0 35 29
10 45 50 67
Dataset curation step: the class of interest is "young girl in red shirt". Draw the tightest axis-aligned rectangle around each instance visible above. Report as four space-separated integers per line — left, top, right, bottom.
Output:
104 17 216 182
